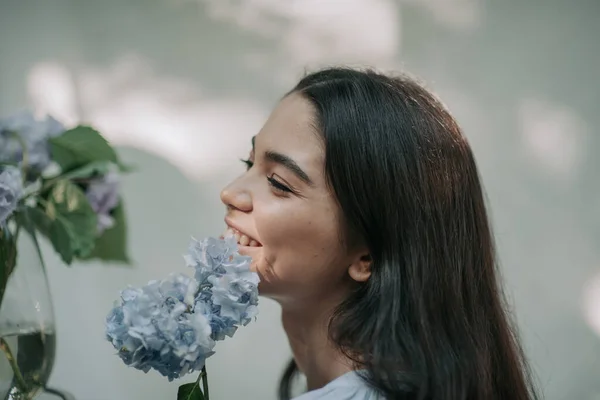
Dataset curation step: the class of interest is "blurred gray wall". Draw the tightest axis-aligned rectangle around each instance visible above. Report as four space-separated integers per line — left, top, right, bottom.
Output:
1 0 599 399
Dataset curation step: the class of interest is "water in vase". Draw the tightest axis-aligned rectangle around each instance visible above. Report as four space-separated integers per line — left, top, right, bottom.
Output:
0 329 56 400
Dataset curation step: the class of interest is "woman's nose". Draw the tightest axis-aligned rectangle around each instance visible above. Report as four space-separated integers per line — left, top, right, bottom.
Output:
220 179 253 212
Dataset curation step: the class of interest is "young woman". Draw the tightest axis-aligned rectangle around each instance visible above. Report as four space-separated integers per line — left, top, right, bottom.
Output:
220 68 538 400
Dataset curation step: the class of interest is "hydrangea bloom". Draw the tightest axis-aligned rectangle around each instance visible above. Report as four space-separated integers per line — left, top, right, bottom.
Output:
185 236 259 339
0 111 65 173
106 274 215 381
85 171 120 234
0 166 23 225
106 236 259 379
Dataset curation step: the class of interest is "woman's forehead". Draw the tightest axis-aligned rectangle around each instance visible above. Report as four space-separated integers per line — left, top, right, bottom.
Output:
255 94 324 166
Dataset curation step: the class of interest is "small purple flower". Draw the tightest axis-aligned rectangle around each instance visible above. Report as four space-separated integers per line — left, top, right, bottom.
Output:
0 166 23 225
85 171 120 234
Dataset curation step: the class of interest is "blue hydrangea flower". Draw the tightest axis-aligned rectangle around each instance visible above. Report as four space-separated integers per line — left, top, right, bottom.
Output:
0 111 65 173
85 171 120 234
185 236 259 335
106 273 215 381
184 236 238 282
0 166 23 225
106 236 260 380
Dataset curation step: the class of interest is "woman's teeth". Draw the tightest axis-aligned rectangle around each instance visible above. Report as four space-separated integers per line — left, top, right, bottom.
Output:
238 234 260 247
224 228 261 247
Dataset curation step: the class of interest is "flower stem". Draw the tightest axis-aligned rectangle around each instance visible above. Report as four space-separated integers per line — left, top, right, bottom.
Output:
0 337 30 394
201 366 209 400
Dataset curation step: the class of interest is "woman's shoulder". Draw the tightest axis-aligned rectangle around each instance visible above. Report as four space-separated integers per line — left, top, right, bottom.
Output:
292 371 384 400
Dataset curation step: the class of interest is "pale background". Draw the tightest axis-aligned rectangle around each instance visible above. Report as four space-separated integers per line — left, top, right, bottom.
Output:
1 0 599 399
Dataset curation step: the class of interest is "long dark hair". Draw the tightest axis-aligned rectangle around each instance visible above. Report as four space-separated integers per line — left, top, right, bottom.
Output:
278 68 538 400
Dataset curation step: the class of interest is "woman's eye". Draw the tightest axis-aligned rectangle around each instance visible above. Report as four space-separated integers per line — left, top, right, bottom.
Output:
267 175 292 194
240 159 293 195
240 158 254 170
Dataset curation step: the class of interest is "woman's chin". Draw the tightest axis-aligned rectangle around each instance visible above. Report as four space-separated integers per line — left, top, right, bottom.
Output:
237 245 275 296
237 245 263 272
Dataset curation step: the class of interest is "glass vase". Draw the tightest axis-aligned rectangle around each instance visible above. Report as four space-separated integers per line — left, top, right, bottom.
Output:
0 209 55 400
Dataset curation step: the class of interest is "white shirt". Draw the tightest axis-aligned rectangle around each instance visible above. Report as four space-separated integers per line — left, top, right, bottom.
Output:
292 371 384 400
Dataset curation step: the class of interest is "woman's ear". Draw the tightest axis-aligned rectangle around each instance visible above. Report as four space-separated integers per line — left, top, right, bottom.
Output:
348 253 372 282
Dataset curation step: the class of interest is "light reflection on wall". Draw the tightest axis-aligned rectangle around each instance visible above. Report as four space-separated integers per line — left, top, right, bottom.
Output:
518 98 587 180
26 56 268 181
583 272 600 338
199 0 401 85
402 0 483 30
196 0 483 77
27 61 80 126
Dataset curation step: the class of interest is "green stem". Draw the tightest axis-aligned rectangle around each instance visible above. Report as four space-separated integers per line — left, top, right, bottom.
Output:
0 337 30 394
201 366 209 400
13 224 20 246
0 223 20 311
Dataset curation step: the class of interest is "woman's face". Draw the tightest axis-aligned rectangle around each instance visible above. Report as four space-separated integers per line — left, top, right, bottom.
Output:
220 93 365 305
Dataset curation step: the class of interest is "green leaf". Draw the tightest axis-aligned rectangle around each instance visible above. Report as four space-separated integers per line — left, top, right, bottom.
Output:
50 126 118 172
30 201 74 265
47 180 98 262
0 228 17 307
61 160 114 181
33 181 98 265
29 206 73 264
117 161 137 174
83 200 130 263
28 206 52 237
177 382 205 400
